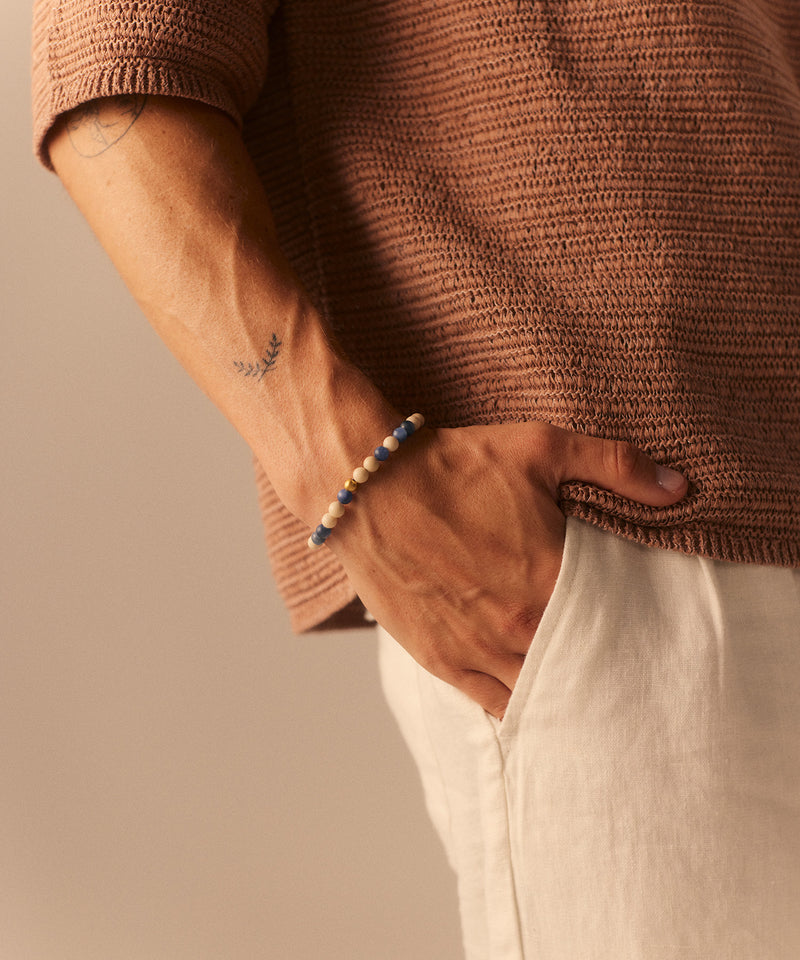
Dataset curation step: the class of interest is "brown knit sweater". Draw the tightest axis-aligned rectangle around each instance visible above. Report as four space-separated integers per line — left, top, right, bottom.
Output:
33 0 800 631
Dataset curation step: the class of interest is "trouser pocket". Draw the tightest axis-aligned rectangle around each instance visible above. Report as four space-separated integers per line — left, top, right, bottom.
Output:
494 516 581 744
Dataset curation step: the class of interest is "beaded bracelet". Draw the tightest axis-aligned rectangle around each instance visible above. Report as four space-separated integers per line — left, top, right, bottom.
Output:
307 413 425 550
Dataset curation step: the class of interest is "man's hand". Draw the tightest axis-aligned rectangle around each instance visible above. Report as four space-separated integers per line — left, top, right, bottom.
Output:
330 422 687 719
46 97 687 712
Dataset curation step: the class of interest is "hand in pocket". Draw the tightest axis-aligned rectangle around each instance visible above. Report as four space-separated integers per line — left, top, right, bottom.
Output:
332 422 687 719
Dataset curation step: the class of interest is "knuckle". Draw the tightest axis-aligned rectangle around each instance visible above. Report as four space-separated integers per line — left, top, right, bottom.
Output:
533 424 563 475
605 439 641 482
502 605 540 638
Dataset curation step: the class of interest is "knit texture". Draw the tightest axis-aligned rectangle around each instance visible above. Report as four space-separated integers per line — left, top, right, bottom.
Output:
32 0 273 165
34 0 800 632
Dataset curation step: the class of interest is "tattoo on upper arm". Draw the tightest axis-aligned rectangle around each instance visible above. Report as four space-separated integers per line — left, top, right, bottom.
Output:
233 334 282 381
66 95 148 157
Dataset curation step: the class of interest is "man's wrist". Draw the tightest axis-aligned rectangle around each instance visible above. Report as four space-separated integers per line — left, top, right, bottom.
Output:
250 333 401 525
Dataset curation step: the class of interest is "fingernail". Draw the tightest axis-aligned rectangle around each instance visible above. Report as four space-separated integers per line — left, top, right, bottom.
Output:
656 465 686 494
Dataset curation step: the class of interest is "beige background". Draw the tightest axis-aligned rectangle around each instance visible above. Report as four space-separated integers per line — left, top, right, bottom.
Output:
2 4 461 958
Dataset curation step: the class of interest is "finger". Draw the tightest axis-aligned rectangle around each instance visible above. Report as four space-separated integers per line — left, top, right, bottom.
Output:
488 651 526 691
455 669 513 720
461 638 526 690
556 430 688 507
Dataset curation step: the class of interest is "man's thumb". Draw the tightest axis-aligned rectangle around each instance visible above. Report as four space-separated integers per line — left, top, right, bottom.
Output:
558 432 688 507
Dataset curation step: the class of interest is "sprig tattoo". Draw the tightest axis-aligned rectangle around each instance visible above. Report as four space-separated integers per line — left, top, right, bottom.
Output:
233 333 282 382
66 95 148 157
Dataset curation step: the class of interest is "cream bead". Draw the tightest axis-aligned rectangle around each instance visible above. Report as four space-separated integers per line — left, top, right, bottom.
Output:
309 413 425 549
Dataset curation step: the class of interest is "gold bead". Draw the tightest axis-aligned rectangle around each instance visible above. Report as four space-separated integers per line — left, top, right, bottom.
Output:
344 478 358 493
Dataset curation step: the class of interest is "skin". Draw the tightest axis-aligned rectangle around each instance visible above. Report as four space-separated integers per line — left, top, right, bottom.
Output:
48 95 688 719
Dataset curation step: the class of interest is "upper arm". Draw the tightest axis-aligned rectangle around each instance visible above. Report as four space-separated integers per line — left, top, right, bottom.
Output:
33 0 275 170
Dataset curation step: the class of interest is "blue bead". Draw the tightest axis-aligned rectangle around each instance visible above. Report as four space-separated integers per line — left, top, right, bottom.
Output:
374 445 390 461
337 489 354 504
392 425 409 443
310 530 326 546
315 524 333 540
400 419 416 435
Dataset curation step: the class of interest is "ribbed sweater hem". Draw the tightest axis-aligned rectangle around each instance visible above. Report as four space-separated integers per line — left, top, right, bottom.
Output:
564 506 800 571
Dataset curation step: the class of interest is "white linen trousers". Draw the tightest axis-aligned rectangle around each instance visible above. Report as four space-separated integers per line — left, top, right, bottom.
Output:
378 518 800 960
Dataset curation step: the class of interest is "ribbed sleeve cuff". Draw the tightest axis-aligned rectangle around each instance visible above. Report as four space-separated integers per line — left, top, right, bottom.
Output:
32 0 274 169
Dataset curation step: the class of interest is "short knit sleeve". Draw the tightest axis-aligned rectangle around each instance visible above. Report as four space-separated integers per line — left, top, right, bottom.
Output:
32 0 276 168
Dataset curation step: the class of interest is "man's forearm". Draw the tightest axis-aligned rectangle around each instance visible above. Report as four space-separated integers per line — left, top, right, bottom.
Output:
45 96 691 719
47 95 396 524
